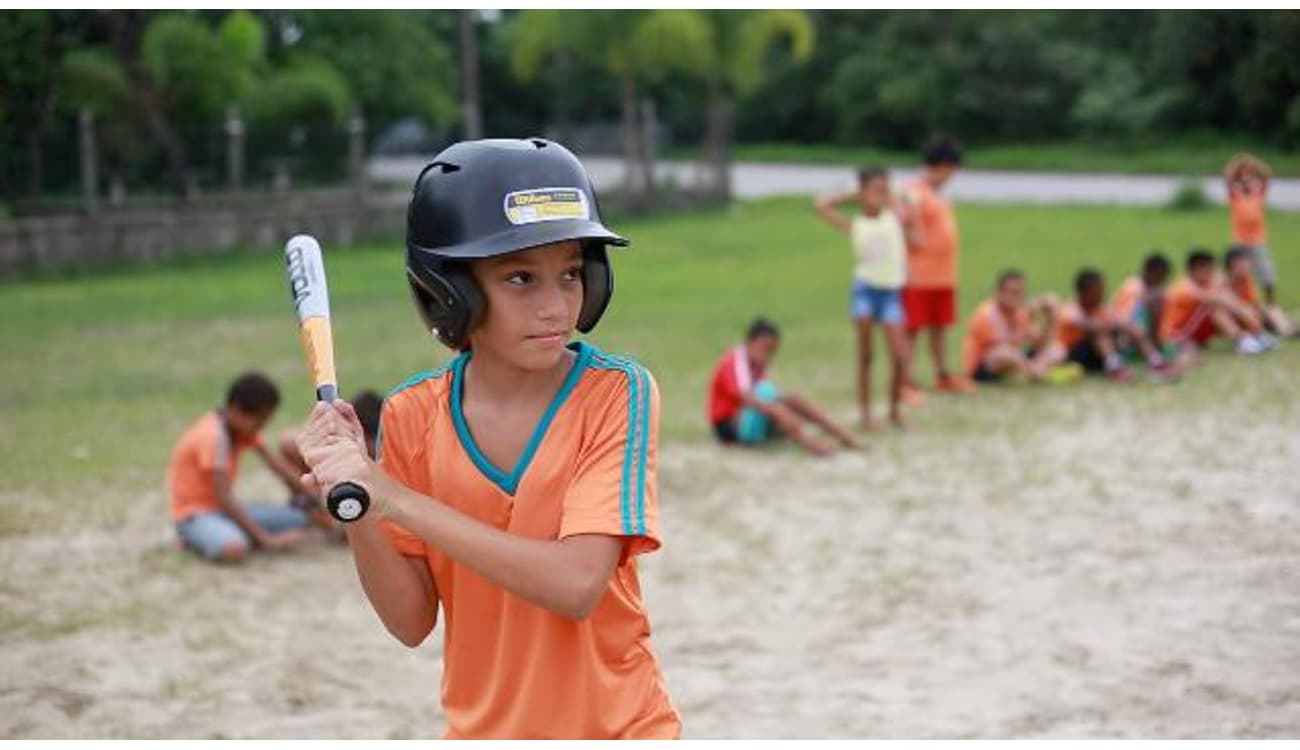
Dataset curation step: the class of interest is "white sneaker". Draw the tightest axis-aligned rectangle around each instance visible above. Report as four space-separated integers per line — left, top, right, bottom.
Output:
1236 335 1265 355
1258 332 1280 351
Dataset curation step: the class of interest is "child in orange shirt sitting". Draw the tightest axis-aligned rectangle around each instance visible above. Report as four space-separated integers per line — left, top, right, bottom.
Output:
1057 268 1179 382
1161 249 1274 356
1223 246 1294 339
962 270 1068 383
166 373 311 562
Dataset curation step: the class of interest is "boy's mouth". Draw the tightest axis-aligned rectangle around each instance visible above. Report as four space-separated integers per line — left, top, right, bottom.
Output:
527 330 569 344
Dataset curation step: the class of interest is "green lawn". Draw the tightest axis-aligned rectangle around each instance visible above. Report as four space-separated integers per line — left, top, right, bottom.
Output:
682 136 1300 176
2 198 1297 535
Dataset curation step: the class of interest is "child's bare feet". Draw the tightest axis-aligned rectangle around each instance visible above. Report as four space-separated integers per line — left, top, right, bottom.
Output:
889 412 908 430
861 417 884 432
806 437 837 457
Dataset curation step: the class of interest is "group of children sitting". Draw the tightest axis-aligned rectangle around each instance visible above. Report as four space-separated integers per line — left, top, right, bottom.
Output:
706 149 1292 457
165 373 382 562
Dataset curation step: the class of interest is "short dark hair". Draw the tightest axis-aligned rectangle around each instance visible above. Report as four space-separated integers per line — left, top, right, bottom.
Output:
996 269 1024 289
1074 267 1104 294
1142 251 1171 276
1186 248 1215 271
923 137 963 167
857 166 888 186
226 372 280 415
1223 245 1251 269
351 389 383 439
746 316 780 341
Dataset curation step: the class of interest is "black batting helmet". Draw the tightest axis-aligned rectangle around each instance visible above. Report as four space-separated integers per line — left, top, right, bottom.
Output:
405 138 628 349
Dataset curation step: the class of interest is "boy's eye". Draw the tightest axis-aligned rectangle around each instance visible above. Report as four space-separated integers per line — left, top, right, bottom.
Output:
562 265 584 282
505 271 532 285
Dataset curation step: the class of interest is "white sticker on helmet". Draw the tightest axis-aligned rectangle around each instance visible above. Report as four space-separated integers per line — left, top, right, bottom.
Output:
503 187 590 226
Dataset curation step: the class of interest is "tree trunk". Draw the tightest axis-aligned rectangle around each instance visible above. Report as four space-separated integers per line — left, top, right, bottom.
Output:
459 10 483 140
24 127 44 200
620 73 645 210
702 80 734 204
638 96 658 206
107 11 189 194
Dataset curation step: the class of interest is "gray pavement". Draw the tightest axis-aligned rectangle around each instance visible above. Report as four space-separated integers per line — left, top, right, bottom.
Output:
370 154 1300 210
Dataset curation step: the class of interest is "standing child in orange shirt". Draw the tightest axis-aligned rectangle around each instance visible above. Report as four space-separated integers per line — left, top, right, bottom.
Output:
901 137 974 396
1224 153 1278 306
167 373 311 562
814 166 912 429
295 140 680 739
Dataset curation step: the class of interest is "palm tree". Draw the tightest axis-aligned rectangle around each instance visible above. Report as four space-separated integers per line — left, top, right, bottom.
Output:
692 10 814 202
511 10 709 210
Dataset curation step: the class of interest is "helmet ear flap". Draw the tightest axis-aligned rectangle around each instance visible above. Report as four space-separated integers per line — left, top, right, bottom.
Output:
577 243 613 333
407 262 486 349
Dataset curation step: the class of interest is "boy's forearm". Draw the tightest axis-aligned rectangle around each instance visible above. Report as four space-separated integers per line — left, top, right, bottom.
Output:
374 473 617 620
345 519 439 646
217 493 270 545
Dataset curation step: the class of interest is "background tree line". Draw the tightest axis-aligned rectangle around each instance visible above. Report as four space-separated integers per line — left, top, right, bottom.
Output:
2 9 1297 212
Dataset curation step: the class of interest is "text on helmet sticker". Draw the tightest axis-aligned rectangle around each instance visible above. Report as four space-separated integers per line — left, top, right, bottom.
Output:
503 187 590 225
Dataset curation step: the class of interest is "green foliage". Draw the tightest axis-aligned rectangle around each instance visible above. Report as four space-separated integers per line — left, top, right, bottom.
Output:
142 12 246 124
1166 180 1211 211
287 11 458 131
243 55 351 129
57 47 129 116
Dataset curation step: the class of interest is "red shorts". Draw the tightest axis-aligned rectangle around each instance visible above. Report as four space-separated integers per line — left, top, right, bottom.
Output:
902 286 956 332
1170 307 1217 346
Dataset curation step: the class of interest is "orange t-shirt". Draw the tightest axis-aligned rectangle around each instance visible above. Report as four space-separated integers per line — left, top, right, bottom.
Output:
1229 273 1259 306
1229 190 1267 245
166 411 264 522
376 341 680 739
904 179 959 289
1056 300 1118 350
962 299 1030 375
1159 278 1208 342
1110 277 1145 322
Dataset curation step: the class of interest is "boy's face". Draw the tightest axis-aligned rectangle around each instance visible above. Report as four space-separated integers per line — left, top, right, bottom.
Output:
859 176 888 213
1078 281 1104 309
1142 266 1169 288
469 240 585 371
1226 256 1251 280
996 276 1025 311
1189 263 1214 287
746 333 780 370
927 163 958 188
226 406 272 439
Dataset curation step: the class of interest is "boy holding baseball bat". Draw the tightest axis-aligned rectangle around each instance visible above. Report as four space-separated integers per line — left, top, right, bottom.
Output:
296 139 680 739
167 372 311 562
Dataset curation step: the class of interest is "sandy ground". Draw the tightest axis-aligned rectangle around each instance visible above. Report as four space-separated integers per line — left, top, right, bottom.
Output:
3 366 1299 738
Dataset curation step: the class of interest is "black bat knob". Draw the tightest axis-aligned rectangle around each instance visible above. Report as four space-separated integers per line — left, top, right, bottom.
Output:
327 481 370 522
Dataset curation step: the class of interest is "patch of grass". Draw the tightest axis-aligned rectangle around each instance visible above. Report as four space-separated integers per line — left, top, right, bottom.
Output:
1 198 1296 533
688 135 1300 176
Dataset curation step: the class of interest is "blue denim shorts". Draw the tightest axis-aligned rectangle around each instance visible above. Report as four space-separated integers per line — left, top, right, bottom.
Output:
176 504 308 560
850 281 903 324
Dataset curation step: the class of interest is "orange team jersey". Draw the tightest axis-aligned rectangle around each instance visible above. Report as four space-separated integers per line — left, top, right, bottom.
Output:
1159 277 1208 342
1229 273 1259 306
962 299 1031 375
904 179 959 288
1056 300 1118 350
1110 276 1145 323
166 411 264 521
1229 190 1267 245
376 341 680 740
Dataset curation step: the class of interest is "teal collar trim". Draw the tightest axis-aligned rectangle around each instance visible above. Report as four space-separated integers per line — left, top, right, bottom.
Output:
450 341 592 496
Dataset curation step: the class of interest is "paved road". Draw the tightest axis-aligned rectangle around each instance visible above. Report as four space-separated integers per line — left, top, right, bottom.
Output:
371 155 1300 210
